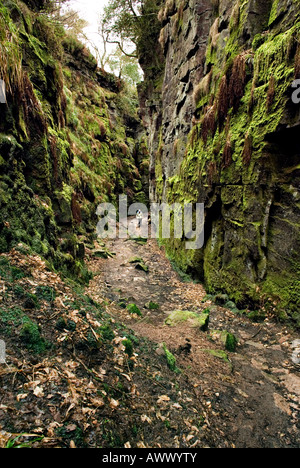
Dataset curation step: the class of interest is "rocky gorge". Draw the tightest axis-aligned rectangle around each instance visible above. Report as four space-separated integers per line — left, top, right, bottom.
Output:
0 0 300 450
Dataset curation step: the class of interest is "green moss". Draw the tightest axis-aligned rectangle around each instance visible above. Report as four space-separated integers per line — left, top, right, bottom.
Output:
268 0 281 26
0 307 25 334
123 338 134 357
99 323 115 341
262 267 300 327
0 258 27 282
221 331 238 352
35 285 56 303
163 343 181 373
252 34 267 51
127 303 142 316
145 301 159 310
165 309 210 331
203 349 230 363
20 320 48 354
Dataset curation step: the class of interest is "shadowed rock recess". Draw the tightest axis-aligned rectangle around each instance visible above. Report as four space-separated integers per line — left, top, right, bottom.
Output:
139 0 300 327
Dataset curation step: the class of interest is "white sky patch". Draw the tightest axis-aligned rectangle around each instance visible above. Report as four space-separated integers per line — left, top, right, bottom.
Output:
67 0 112 60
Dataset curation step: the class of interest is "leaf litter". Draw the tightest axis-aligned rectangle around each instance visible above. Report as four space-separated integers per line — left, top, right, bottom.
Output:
0 248 212 448
85 236 300 448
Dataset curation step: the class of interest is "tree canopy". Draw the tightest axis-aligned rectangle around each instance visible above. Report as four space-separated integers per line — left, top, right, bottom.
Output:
101 0 162 60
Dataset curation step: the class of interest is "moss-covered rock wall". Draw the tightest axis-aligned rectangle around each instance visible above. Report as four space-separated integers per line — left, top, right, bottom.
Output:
140 0 300 326
0 0 149 282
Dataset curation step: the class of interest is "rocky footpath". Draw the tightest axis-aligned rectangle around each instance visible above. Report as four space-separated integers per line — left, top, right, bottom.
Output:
86 231 300 448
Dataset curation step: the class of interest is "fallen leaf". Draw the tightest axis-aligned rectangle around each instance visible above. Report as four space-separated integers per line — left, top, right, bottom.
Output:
190 426 199 433
121 373 131 382
157 395 170 405
141 415 152 424
156 411 166 422
137 441 147 448
32 427 44 434
91 397 105 408
109 398 119 409
16 394 28 401
66 424 77 432
172 403 182 410
33 386 44 398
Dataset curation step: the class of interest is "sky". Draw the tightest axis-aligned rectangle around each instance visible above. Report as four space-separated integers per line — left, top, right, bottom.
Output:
67 0 111 59
66 0 141 77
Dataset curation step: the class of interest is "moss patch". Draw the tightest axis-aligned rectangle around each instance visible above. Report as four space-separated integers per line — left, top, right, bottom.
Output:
165 309 210 331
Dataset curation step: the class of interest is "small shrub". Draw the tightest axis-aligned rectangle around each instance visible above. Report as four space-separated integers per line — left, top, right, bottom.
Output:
127 303 142 316
99 323 115 341
0 258 27 282
20 320 47 354
123 338 134 357
35 285 56 302
145 301 159 310
23 293 40 309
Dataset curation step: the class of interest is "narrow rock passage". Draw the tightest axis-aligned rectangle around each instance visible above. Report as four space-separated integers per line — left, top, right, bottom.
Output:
86 226 300 448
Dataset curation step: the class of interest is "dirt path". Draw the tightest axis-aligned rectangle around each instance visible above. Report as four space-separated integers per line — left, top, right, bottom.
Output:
86 225 300 448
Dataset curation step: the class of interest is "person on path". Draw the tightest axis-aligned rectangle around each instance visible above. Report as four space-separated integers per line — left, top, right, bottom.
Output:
136 209 143 229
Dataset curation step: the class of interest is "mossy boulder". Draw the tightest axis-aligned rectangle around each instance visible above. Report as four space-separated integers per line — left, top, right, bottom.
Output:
210 329 238 352
165 309 210 331
224 301 240 314
163 343 181 373
135 262 149 273
222 332 238 352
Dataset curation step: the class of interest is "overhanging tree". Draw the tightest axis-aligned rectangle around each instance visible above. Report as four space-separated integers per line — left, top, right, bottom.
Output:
101 0 162 60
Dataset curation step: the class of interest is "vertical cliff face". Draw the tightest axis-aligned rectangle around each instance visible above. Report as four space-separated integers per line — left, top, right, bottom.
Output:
0 0 149 282
140 0 300 326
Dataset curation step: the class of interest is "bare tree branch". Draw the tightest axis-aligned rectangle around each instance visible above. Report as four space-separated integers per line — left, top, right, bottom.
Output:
126 0 139 18
106 39 138 58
